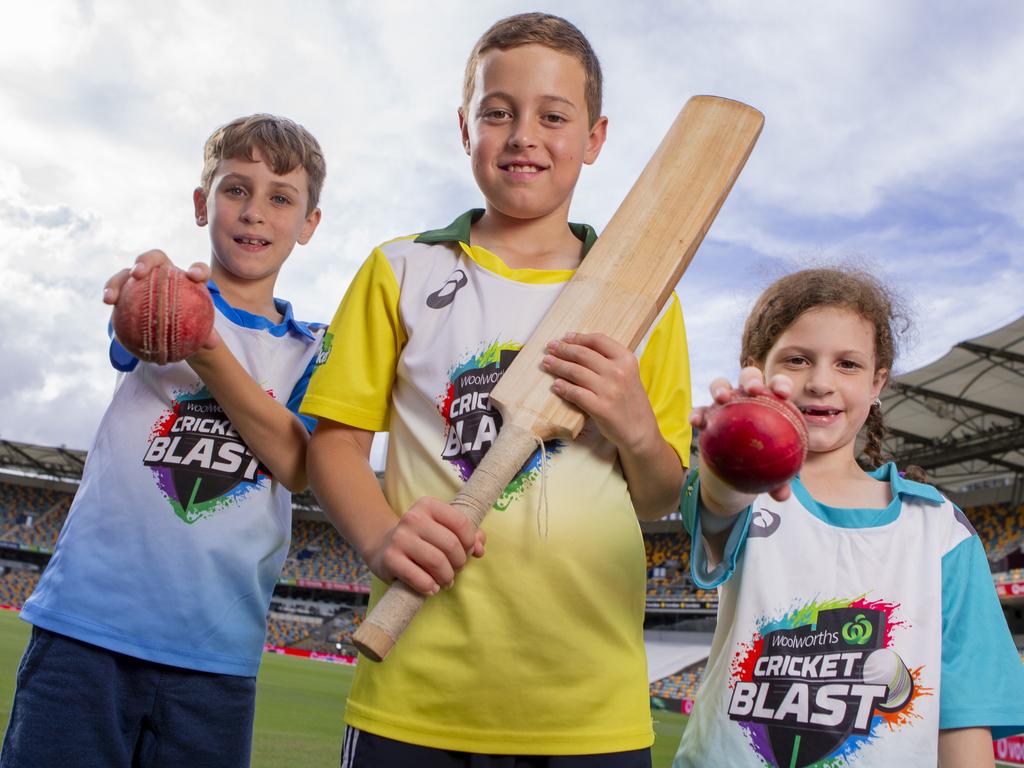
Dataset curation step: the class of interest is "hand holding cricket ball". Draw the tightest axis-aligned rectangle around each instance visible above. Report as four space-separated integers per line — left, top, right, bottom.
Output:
106 252 216 364
353 95 765 662
699 390 807 494
691 367 807 517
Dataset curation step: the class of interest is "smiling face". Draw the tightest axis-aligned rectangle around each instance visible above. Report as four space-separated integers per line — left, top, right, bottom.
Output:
763 307 888 461
194 149 321 292
459 44 607 224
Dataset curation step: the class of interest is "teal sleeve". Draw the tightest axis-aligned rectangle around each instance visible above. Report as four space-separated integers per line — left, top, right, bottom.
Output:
681 469 751 590
940 534 1024 738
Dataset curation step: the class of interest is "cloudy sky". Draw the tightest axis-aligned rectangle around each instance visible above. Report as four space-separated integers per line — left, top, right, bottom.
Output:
2 0 1022 452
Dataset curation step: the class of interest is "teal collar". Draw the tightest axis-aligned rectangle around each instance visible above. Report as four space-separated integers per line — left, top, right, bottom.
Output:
875 461 944 504
791 462 943 529
415 209 598 256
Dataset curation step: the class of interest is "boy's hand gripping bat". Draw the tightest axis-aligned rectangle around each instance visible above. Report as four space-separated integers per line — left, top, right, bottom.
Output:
353 95 764 661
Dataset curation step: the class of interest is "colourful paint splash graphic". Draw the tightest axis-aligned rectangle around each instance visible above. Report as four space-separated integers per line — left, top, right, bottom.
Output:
144 386 270 523
728 596 930 767
437 340 562 509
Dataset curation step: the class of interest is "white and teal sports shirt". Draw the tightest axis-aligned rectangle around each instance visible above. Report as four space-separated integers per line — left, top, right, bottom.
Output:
675 463 1024 768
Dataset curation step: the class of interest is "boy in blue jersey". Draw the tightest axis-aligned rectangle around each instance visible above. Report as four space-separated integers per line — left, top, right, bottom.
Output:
1 114 326 768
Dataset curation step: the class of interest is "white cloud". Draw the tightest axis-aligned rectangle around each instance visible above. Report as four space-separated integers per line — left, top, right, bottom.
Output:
0 0 1022 449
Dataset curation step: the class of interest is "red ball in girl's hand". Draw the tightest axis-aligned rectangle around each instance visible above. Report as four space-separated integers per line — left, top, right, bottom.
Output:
699 393 808 493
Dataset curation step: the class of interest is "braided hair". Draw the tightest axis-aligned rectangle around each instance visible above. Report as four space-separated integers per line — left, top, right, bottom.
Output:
739 268 925 481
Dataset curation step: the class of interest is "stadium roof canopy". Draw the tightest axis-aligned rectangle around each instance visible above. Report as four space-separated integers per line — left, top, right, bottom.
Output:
0 439 86 488
882 314 1024 504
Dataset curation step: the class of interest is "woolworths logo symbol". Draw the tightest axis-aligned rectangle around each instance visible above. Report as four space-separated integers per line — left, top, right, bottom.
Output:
315 333 333 366
842 614 873 645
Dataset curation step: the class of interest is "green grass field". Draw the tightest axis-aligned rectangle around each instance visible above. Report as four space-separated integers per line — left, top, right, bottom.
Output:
0 610 688 766
2 611 1017 766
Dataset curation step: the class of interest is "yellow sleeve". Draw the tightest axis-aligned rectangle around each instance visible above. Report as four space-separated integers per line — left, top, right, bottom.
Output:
299 246 406 431
638 292 693 467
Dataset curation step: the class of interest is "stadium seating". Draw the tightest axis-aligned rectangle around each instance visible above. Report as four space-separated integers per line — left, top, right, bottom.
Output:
281 521 371 588
994 567 1024 585
643 532 717 603
0 484 64 522
0 568 40 608
649 663 706 703
0 485 71 552
2 475 1017 680
645 532 688 590
965 503 1024 561
265 615 315 647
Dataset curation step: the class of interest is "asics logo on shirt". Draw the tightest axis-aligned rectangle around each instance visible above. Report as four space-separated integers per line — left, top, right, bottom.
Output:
426 269 468 309
748 507 781 538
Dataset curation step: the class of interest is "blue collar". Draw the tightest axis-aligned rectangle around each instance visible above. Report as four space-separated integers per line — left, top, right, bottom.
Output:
207 280 316 340
791 462 943 529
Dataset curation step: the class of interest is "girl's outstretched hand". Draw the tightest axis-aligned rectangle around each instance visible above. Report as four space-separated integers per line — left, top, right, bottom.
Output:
690 367 797 514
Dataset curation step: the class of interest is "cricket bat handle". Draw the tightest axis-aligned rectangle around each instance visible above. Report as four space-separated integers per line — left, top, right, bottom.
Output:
352 422 540 661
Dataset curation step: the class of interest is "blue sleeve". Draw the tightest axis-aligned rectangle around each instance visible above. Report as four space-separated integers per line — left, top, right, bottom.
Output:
286 349 319 434
107 320 139 373
681 469 751 590
940 534 1024 738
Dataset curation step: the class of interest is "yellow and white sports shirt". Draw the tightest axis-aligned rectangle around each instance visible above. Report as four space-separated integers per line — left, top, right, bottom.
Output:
302 210 692 754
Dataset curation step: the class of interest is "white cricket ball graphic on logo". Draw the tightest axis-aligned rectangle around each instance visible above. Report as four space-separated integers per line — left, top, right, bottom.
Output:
862 648 914 711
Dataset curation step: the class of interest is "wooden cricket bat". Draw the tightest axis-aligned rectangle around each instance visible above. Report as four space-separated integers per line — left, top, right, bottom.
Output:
353 95 764 661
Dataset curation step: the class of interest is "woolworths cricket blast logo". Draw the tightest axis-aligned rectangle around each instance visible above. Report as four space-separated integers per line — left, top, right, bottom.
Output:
437 341 562 509
729 598 931 767
143 387 271 523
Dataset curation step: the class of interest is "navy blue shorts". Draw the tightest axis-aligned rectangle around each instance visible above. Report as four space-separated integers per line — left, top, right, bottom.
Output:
341 727 653 768
1 627 256 768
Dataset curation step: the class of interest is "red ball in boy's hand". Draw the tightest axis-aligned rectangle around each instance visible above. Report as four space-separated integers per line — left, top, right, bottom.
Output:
112 264 214 364
699 393 808 493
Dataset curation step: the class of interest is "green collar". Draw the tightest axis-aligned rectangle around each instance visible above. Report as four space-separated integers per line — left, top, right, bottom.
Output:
415 209 598 256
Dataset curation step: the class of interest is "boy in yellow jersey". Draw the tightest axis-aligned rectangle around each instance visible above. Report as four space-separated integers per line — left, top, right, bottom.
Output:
303 13 691 767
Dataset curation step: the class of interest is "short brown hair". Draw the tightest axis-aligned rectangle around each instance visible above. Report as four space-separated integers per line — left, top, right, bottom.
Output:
201 114 326 214
462 13 603 128
740 268 922 477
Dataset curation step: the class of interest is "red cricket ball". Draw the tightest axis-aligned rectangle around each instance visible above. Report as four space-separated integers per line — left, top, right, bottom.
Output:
699 393 808 493
112 264 214 365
